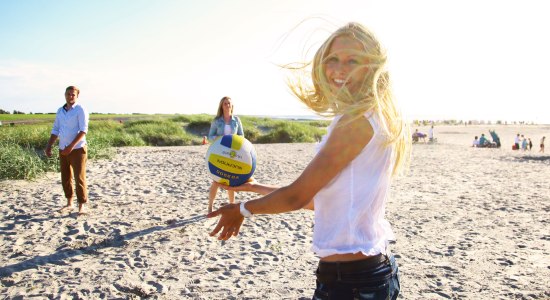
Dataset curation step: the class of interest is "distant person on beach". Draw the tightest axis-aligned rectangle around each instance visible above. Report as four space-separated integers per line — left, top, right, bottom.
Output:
489 130 501 148
45 86 89 215
208 22 407 299
412 129 426 143
207 96 245 213
514 133 520 150
479 133 489 147
428 125 434 142
521 135 527 151
540 136 546 153
528 138 533 151
472 136 480 147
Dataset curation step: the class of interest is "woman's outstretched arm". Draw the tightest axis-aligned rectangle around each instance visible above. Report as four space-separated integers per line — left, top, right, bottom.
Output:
208 114 374 240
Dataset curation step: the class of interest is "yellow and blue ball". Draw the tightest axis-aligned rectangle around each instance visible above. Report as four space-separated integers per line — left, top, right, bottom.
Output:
205 134 256 186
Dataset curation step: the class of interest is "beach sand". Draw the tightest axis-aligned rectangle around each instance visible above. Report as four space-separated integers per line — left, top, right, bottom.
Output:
1 125 549 299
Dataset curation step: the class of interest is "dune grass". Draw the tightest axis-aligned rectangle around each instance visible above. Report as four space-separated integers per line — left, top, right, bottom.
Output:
0 113 155 122
0 114 329 180
0 141 59 180
255 122 325 143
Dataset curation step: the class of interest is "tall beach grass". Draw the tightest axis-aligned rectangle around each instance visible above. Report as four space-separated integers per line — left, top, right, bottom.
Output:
0 115 329 180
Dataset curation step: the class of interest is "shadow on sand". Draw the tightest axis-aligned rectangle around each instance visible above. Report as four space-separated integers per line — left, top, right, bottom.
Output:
0 215 207 278
508 155 550 163
0 212 76 233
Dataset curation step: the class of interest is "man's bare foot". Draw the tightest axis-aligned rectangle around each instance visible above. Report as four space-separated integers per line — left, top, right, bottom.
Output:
77 203 87 216
59 205 73 212
60 198 74 212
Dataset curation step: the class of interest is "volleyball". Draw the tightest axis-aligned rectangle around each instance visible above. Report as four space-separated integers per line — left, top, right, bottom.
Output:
205 134 256 186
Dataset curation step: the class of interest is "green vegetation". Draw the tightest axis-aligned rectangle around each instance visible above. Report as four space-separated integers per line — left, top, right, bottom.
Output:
0 113 164 123
0 114 329 180
0 142 59 180
0 113 56 122
123 119 198 146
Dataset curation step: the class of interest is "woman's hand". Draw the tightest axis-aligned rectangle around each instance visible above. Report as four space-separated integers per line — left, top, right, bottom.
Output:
207 203 244 240
213 179 279 196
213 178 257 192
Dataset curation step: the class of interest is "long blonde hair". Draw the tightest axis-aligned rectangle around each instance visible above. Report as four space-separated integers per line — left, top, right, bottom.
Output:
287 22 410 176
216 96 233 118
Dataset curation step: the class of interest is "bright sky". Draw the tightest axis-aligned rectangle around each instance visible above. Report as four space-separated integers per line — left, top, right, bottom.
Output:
1 0 549 123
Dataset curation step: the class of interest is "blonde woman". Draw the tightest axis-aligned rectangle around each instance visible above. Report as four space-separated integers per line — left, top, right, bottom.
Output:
208 23 410 299
207 96 244 213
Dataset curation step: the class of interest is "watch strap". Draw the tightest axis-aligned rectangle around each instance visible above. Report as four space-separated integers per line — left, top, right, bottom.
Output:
239 202 253 218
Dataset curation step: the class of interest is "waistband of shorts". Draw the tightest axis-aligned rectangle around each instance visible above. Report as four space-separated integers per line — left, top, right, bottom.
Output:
317 253 388 275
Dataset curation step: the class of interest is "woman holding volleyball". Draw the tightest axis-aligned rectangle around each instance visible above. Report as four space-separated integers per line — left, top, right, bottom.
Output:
208 22 409 299
207 96 245 213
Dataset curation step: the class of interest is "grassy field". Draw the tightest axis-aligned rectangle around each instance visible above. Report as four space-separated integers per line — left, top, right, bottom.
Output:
0 114 329 180
0 113 164 124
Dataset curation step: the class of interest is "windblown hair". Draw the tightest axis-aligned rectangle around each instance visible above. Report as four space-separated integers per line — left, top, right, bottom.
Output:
216 96 233 118
286 22 410 176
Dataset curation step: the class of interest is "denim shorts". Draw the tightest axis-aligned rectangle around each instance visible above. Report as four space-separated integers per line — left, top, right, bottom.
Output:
312 254 400 300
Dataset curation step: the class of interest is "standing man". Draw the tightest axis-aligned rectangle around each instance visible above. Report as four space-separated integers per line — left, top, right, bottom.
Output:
45 86 89 215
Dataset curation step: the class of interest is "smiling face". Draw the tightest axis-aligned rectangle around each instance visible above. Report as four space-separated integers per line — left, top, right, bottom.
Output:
222 98 233 115
323 35 368 95
65 89 78 107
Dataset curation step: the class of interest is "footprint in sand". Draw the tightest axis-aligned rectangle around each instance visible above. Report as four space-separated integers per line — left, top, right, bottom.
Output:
66 227 79 236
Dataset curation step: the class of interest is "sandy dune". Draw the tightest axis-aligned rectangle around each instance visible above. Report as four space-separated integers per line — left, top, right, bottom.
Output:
1 125 548 299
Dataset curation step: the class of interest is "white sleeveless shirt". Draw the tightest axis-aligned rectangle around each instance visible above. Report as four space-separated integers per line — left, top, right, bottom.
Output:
312 112 396 258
